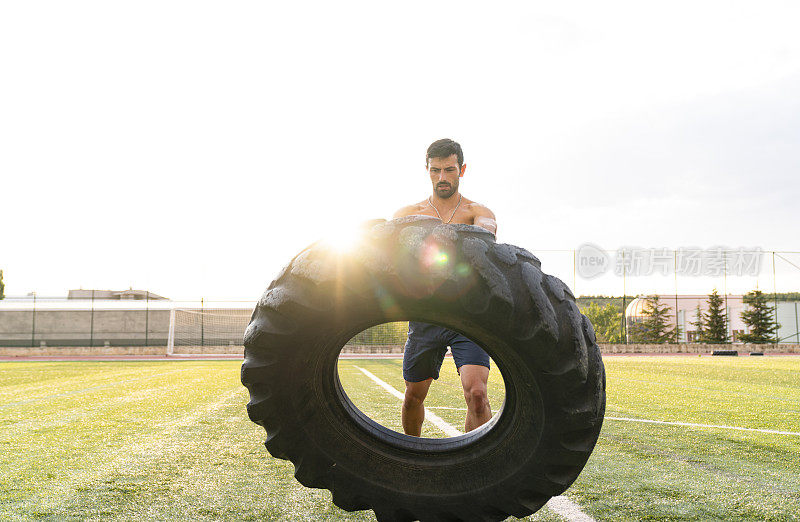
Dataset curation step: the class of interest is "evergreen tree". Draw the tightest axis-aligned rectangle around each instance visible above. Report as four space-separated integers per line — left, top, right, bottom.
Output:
0 270 4 300
739 289 779 344
581 302 623 343
690 304 704 342
699 289 728 343
628 295 675 344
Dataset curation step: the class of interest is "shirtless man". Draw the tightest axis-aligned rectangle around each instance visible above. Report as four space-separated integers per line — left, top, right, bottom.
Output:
392 138 498 436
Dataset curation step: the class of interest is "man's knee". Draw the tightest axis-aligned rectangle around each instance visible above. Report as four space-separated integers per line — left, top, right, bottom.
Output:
403 380 431 408
403 390 423 409
464 385 489 413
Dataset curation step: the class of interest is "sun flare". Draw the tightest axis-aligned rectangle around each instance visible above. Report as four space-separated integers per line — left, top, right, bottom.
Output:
321 226 363 253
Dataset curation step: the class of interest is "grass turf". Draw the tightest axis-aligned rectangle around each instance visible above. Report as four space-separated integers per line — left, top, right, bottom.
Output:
0 356 798 520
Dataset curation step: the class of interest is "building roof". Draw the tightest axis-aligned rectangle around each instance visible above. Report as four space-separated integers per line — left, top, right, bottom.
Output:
0 299 255 312
67 288 168 300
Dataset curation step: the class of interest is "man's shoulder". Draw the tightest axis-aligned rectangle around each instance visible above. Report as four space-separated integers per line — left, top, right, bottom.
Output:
392 201 429 219
463 197 498 235
463 198 495 217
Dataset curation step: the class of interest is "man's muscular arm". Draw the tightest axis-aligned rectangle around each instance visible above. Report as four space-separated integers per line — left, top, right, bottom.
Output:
473 204 498 236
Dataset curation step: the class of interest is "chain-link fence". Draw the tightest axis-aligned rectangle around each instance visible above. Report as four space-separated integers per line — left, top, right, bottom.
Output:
1 249 798 350
560 247 800 345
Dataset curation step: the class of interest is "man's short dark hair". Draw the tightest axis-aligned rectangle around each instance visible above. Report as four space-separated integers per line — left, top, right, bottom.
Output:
426 138 463 168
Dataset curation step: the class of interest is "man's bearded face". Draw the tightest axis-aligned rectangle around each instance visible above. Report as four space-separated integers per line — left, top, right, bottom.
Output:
427 154 463 199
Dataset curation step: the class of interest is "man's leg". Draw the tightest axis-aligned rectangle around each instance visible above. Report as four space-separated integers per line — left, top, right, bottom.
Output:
459 364 491 432
401 322 447 437
402 378 433 436
448 331 492 432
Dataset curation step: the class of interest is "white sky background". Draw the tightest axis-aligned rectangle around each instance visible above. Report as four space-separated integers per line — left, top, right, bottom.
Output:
2 1 799 300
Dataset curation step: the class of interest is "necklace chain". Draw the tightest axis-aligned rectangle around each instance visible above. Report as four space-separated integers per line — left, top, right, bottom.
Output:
428 193 463 224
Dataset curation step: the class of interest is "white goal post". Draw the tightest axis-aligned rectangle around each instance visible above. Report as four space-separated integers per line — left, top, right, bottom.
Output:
164 302 409 355
166 303 254 355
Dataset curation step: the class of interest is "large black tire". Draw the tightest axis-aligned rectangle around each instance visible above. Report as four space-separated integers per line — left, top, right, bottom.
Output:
241 216 605 522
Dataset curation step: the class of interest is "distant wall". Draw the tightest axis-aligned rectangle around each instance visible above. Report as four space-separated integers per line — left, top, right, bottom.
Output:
600 343 800 354
2 342 797 357
337 343 800 355
341 344 404 354
0 309 170 347
0 344 393 357
0 345 244 357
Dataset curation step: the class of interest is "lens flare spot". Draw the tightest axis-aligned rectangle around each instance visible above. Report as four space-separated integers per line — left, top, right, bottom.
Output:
321 227 362 253
456 263 470 276
435 252 448 265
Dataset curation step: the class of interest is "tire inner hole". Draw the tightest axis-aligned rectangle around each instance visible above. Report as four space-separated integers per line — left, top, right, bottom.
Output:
336 321 507 440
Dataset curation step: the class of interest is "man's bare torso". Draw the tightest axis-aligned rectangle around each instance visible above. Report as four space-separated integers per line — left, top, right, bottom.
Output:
393 196 498 235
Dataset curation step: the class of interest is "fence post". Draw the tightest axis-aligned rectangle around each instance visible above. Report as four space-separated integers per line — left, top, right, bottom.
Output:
167 308 175 356
31 292 36 348
572 249 576 295
622 250 627 344
145 291 149 347
773 251 778 347
90 289 95 348
723 250 730 340
674 250 679 342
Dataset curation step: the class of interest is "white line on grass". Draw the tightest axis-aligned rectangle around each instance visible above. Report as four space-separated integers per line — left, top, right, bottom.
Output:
355 367 462 437
606 416 800 436
547 496 597 522
353 365 595 522
423 412 800 436
0 369 191 409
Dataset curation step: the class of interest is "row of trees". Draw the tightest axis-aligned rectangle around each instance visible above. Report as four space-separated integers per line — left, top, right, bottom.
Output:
0 270 4 300
581 301 624 343
582 289 780 344
689 289 779 344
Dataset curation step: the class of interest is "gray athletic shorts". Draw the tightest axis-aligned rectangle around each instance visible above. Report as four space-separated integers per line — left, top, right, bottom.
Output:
402 321 490 383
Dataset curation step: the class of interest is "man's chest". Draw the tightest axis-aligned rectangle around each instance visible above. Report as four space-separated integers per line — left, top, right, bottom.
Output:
411 204 476 225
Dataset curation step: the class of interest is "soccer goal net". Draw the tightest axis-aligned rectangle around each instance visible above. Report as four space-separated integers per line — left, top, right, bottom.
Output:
166 304 410 355
167 307 253 354
345 321 409 346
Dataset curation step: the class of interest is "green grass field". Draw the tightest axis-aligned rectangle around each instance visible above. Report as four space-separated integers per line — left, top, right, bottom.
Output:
1 356 799 521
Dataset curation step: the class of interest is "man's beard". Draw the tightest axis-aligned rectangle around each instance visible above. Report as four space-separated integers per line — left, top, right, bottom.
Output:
434 181 457 199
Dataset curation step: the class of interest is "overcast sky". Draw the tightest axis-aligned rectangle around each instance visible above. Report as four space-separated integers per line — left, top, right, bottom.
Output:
2 1 799 300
